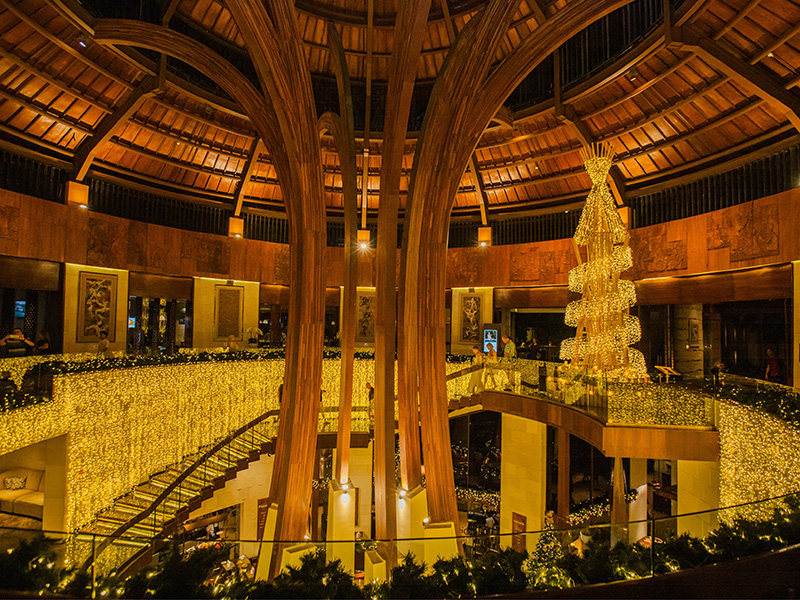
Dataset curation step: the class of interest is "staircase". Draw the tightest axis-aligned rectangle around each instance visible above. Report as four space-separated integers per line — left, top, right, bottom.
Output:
74 410 279 575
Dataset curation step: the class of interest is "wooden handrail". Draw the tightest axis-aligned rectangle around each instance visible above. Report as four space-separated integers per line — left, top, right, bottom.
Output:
81 407 279 571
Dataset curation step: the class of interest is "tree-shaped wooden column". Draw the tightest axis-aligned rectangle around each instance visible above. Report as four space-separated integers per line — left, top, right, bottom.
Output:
560 142 647 382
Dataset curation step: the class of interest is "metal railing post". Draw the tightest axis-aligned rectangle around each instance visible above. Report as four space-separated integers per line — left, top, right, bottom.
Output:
91 534 97 599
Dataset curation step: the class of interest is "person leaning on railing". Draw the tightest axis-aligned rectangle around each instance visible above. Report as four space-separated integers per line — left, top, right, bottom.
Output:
485 343 498 389
468 345 485 395
501 335 517 391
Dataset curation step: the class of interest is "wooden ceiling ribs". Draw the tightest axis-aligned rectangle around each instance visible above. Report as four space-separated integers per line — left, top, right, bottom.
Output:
628 123 797 193
0 82 92 136
73 75 160 180
482 97 774 194
749 20 800 64
0 0 798 221
0 41 257 147
231 137 262 215
675 23 800 131
0 0 132 88
477 77 748 178
713 0 760 40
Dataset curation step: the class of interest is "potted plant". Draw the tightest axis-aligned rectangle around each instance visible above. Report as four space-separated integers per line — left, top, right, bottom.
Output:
245 326 263 348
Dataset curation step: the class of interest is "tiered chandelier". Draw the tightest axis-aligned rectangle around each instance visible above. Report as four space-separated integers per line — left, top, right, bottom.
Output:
560 142 648 382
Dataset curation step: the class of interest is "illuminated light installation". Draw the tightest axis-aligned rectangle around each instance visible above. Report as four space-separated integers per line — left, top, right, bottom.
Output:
560 142 648 381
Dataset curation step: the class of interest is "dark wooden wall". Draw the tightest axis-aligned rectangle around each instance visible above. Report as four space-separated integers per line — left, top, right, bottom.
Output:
0 185 797 304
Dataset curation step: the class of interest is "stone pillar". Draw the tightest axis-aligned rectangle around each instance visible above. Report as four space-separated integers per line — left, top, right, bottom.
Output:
610 457 628 546
673 304 704 380
349 444 373 540
270 304 282 346
707 309 722 378
500 415 547 552
501 307 512 341
628 458 648 543
148 297 160 353
677 460 720 539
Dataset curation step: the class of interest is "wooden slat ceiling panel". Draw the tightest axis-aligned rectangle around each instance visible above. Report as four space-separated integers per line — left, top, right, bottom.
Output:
177 0 244 47
0 0 798 221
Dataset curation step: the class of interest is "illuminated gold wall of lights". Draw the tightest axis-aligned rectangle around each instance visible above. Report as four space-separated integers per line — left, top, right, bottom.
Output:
718 400 800 520
607 383 712 427
1 356 420 532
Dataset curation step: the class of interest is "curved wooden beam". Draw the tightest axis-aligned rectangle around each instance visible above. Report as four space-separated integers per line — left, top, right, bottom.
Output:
323 20 359 490
223 0 326 578
374 0 433 564
91 20 283 154
401 0 523 529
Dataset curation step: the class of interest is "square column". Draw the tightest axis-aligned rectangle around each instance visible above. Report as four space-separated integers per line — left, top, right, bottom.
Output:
500 415 547 553
396 485 427 559
677 460 720 538
628 458 648 543
326 479 356 573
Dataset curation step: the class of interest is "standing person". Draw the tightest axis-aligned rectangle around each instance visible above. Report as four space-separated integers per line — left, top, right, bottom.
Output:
365 382 375 422
226 334 239 351
467 345 485 395
1 328 34 357
501 334 517 391
96 331 113 359
485 343 498 389
765 348 785 384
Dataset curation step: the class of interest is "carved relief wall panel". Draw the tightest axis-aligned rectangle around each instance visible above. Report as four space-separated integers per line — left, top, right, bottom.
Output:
1 185 799 295
707 199 780 262
459 294 482 344
215 284 244 341
355 289 376 344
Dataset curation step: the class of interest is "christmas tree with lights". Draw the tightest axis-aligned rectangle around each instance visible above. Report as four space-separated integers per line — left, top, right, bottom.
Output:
560 142 647 381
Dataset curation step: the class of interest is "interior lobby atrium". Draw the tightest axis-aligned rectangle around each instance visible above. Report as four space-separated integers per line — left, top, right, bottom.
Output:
2 0 800 597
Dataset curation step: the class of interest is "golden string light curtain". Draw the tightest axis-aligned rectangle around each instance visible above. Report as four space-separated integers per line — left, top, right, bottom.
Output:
560 142 648 382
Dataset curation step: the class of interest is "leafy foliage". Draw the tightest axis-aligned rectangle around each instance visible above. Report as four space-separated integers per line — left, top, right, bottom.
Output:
0 535 70 593
473 547 528 595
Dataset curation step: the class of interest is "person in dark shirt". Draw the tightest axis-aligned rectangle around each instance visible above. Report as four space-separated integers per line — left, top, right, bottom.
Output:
765 348 785 384
365 382 375 421
1 328 33 356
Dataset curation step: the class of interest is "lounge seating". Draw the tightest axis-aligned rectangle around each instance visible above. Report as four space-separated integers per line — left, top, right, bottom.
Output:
0 467 45 520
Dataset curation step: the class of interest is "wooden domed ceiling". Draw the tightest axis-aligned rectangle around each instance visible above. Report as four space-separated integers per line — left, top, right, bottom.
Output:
0 0 799 222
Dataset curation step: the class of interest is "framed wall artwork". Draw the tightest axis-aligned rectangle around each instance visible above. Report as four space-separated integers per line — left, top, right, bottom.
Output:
355 290 376 343
77 271 118 342
460 294 482 344
215 284 244 341
689 317 701 348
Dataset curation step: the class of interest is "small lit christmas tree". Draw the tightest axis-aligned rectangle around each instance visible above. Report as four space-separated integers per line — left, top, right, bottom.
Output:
560 142 647 381
530 517 563 568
